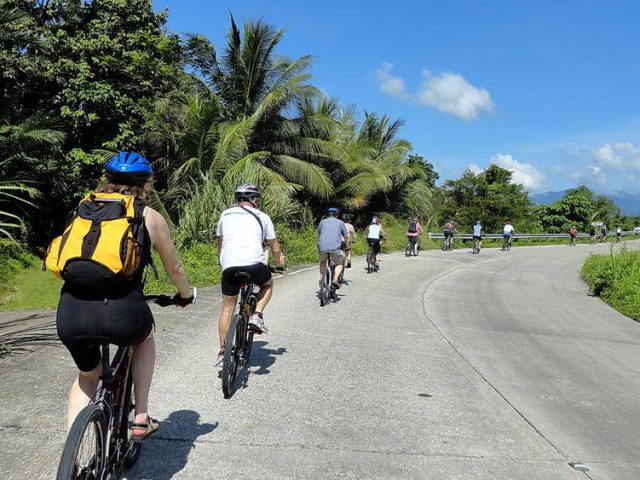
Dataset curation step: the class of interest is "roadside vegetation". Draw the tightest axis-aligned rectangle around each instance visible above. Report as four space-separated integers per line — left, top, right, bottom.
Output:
1 0 639 310
581 247 640 322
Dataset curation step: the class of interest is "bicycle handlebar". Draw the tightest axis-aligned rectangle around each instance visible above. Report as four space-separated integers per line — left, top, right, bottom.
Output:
144 287 198 307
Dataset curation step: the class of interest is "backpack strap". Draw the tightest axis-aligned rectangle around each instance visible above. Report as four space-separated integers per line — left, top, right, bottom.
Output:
239 205 266 244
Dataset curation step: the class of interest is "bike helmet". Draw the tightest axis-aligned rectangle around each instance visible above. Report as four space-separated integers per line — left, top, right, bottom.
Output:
340 214 350 222
104 152 153 185
475 220 481 225
372 217 380 225
328 207 340 216
234 183 261 201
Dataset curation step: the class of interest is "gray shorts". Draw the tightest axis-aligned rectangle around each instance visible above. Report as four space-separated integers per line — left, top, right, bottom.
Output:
319 249 346 265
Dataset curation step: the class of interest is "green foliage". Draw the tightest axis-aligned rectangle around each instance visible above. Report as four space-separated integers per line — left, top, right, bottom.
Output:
0 243 35 297
538 186 621 233
438 164 534 233
581 247 640 321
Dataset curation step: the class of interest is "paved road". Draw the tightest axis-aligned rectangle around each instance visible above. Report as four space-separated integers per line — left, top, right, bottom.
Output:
0 241 638 479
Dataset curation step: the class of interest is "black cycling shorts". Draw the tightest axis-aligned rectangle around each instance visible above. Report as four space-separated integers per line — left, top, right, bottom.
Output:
444 230 453 238
221 263 272 296
473 235 482 241
367 238 381 254
56 287 154 372
407 235 418 244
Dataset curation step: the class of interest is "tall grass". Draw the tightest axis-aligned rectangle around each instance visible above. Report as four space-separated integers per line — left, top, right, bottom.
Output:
581 246 640 321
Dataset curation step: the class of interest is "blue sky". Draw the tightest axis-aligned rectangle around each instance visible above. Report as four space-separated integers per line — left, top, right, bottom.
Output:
155 0 640 194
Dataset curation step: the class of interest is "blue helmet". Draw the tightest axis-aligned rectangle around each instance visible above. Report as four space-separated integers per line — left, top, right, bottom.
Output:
328 207 340 216
105 152 153 185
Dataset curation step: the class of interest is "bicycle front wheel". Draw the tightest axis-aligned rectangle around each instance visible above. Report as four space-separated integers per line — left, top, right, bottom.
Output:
57 404 107 480
222 314 242 398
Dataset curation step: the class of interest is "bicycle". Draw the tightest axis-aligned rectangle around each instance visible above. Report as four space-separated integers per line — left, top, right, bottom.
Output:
502 237 512 251
405 238 419 257
319 257 337 307
443 236 454 251
56 290 196 480
473 237 481 254
366 243 378 273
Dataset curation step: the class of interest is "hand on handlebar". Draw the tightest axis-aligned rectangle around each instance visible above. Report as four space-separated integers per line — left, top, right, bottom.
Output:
172 288 197 308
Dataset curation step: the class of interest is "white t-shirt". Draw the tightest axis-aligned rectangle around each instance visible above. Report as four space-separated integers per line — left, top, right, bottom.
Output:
503 224 515 234
216 205 276 269
367 224 382 239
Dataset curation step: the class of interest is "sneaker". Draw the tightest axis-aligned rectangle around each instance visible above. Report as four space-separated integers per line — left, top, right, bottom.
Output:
215 350 224 368
332 281 341 290
346 261 352 268
249 313 268 334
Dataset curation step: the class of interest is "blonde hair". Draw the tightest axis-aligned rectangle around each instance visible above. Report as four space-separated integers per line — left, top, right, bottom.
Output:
95 177 154 204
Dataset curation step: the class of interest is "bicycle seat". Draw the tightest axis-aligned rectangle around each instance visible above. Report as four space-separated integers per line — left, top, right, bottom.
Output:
235 271 251 283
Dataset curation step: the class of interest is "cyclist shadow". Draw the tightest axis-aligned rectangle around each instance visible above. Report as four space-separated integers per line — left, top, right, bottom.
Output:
125 410 217 480
248 340 287 376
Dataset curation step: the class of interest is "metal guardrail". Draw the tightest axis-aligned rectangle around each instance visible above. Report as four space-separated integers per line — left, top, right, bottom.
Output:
428 232 638 240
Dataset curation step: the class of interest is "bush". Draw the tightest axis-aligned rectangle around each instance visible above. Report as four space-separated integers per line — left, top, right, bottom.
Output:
581 247 640 321
0 244 39 298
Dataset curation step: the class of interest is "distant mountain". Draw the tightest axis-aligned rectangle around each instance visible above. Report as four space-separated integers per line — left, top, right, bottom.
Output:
532 190 640 216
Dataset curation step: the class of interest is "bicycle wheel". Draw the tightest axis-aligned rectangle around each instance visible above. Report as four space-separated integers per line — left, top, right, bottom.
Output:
320 267 331 306
405 242 411 257
242 296 256 363
57 404 107 480
413 243 419 256
121 371 141 468
507 241 512 251
366 251 373 274
222 314 242 398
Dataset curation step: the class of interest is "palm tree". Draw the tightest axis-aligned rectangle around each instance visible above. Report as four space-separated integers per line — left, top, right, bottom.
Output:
0 113 65 241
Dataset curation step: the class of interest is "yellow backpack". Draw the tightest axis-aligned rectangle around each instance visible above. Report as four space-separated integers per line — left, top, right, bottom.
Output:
45 193 149 290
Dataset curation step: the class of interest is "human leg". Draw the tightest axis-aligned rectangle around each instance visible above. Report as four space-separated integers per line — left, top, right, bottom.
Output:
66 362 102 431
218 294 238 351
131 332 155 428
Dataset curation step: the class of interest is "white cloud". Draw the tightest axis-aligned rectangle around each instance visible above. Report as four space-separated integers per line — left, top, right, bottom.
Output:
569 142 640 193
491 153 546 191
374 63 494 121
468 163 484 174
591 142 640 170
417 70 494 121
374 62 408 99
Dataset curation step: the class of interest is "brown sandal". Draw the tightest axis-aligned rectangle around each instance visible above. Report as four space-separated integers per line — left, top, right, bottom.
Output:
130 416 160 442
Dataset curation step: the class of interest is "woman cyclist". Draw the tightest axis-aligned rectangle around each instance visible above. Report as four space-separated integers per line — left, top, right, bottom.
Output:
366 216 386 268
56 152 194 440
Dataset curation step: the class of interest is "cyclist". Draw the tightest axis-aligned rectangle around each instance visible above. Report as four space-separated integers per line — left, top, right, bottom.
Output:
443 220 456 250
503 220 515 248
569 225 578 246
473 220 483 250
341 213 356 269
366 216 386 267
318 207 348 289
215 184 285 366
616 225 622 242
406 216 423 252
56 152 194 439
589 225 597 243
601 224 608 242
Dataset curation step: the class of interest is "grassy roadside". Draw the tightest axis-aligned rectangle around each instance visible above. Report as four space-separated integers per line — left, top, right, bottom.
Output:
2 223 635 311
581 246 640 322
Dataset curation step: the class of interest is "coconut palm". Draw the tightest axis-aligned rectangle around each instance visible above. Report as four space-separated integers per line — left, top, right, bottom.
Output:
0 113 65 241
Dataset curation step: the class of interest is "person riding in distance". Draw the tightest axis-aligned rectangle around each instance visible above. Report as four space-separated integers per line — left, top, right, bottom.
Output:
503 220 515 245
317 207 348 289
406 216 423 249
341 213 357 269
443 220 456 247
366 216 386 267
215 184 285 366
56 152 194 440
473 220 483 249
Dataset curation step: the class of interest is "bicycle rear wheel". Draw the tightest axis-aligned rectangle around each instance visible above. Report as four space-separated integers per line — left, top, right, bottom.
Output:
222 314 242 398
242 295 256 363
366 251 373 273
57 404 107 480
320 267 331 306
405 243 411 257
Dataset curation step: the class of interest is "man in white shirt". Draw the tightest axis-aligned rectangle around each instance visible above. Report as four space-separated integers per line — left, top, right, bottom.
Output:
503 220 515 248
215 183 285 366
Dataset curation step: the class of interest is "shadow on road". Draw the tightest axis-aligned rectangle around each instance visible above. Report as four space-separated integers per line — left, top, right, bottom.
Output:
125 409 217 480
250 340 287 375
0 312 59 358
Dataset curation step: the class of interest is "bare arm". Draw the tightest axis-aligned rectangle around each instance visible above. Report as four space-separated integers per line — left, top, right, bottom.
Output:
268 238 285 267
144 208 191 298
